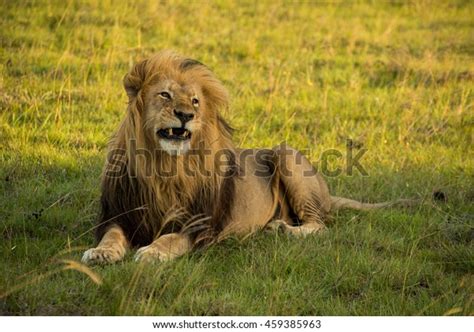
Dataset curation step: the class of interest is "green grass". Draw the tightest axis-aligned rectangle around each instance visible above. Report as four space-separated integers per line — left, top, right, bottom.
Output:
1 0 473 315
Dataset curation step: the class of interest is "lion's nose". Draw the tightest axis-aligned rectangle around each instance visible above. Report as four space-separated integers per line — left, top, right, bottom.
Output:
173 109 194 124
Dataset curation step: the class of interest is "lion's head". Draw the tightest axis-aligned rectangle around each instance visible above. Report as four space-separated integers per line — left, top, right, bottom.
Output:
122 50 232 156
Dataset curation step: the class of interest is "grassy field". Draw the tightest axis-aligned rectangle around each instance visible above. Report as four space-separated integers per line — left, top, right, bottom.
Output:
1 0 473 315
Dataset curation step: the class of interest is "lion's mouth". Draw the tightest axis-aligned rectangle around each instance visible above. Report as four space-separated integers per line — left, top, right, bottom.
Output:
157 128 192 141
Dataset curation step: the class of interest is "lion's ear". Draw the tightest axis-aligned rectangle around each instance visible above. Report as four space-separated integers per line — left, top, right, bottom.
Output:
201 77 229 113
123 59 149 99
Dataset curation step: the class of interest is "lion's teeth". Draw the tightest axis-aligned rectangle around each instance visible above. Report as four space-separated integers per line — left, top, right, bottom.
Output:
168 128 173 136
184 131 188 137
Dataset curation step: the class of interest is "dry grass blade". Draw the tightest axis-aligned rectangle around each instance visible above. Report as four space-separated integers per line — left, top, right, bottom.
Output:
60 259 103 286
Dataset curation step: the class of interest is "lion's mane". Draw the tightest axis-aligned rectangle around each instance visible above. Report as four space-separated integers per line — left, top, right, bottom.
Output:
96 51 237 247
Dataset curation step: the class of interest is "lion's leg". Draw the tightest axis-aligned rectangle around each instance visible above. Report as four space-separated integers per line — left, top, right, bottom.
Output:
134 232 192 263
273 144 331 231
82 224 129 265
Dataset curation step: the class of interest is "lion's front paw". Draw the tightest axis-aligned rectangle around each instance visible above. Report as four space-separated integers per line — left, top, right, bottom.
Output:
134 245 175 263
82 247 125 265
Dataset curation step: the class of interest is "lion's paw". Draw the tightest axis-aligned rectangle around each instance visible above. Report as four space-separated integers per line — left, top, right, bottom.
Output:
82 247 124 265
265 219 289 232
134 245 175 263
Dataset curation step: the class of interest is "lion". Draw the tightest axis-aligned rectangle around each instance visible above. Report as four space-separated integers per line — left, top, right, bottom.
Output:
82 51 412 265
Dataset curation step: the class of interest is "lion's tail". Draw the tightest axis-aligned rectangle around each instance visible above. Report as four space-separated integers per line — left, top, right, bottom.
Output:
330 196 418 211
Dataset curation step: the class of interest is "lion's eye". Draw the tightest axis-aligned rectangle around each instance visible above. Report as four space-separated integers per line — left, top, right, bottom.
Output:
192 98 199 107
159 91 171 99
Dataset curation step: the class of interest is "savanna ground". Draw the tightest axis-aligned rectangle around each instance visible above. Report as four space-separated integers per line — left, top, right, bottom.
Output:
1 0 473 315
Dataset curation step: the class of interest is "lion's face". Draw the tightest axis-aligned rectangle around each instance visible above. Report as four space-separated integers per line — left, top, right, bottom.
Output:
122 51 231 159
144 79 204 156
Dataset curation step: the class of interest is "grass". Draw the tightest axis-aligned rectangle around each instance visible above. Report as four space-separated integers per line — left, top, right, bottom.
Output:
0 0 473 315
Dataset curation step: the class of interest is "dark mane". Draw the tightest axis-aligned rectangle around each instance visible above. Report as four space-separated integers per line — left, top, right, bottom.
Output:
180 58 206 70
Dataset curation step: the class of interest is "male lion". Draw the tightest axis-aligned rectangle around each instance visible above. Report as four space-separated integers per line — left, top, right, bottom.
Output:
82 51 410 264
